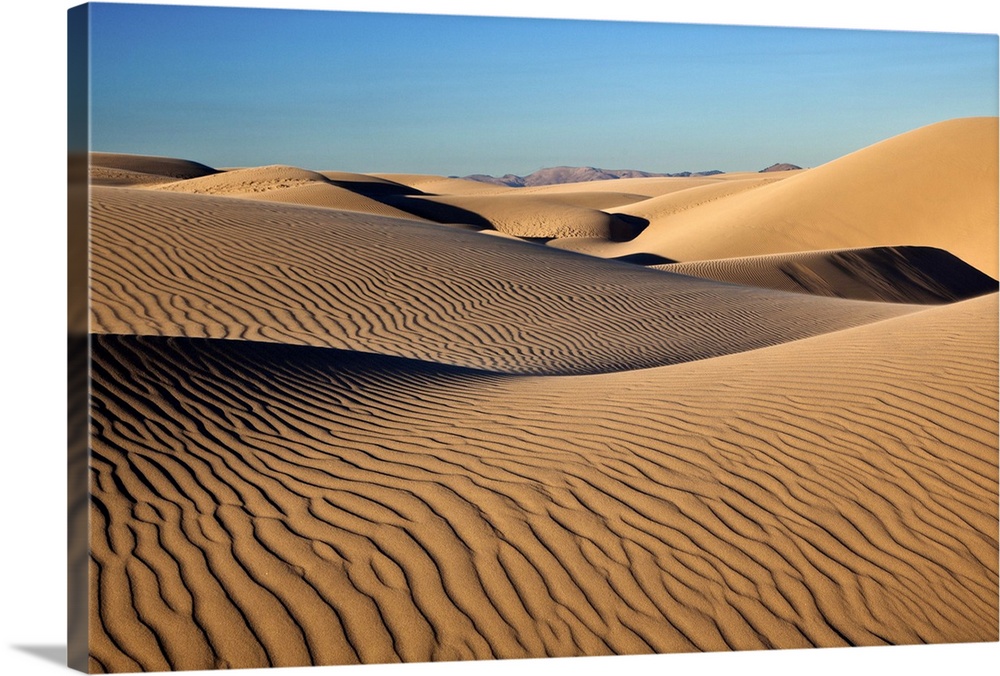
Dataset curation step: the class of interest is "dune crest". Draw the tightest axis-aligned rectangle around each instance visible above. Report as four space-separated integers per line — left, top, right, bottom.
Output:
599 117 999 277
90 152 219 186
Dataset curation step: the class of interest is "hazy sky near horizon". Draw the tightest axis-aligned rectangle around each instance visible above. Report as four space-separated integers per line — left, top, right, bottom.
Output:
87 2 998 175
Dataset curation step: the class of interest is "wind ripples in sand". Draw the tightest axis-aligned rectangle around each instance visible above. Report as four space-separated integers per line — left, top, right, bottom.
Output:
87 294 998 672
89 187 920 375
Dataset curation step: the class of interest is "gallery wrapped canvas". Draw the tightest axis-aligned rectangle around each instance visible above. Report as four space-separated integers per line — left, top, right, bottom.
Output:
66 2 999 674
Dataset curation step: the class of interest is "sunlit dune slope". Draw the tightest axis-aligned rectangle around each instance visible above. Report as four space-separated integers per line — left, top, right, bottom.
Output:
239 183 432 221
151 165 355 196
372 173 515 195
576 118 999 276
146 164 428 220
657 246 999 303
490 190 651 211
609 176 787 223
87 292 998 671
89 186 922 375
520 172 794 199
381 193 634 239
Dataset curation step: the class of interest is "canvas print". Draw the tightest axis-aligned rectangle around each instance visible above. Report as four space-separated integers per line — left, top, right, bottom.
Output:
68 2 1000 673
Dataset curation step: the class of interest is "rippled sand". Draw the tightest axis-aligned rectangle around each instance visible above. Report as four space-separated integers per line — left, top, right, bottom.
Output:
81 117 999 672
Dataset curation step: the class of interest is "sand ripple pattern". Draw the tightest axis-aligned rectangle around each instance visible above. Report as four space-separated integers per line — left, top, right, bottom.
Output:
88 295 998 672
89 187 920 375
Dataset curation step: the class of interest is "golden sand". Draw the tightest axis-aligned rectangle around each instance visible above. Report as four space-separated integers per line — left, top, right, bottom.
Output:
83 118 999 671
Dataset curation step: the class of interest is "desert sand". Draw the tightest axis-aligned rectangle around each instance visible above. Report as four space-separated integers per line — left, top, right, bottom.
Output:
81 117 999 672
548 117 999 277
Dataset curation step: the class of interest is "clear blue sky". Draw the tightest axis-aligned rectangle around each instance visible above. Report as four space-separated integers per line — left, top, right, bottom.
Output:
86 2 998 175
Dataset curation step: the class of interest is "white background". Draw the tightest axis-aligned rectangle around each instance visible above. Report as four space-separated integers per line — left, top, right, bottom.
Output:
2 1 998 675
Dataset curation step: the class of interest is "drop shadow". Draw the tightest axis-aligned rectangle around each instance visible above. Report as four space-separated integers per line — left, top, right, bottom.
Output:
13 644 66 667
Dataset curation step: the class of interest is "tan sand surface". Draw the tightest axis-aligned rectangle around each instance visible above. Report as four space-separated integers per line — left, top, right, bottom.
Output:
89 186 921 374
142 164 427 220
318 170 421 194
88 292 997 671
372 173 515 195
656 246 999 303
380 193 634 239
607 177 785 223
573 117 998 276
83 117 999 672
517 171 794 197
90 152 219 186
502 190 652 211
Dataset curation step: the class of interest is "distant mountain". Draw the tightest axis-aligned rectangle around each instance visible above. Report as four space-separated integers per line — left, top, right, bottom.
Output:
463 166 725 187
759 163 802 173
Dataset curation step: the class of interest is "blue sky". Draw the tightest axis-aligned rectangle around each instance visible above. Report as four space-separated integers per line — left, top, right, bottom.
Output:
86 2 998 175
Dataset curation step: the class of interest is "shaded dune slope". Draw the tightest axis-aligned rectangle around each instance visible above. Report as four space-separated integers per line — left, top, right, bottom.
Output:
88 293 998 671
89 186 922 375
318 171 424 196
90 152 220 187
580 118 999 277
657 246 999 303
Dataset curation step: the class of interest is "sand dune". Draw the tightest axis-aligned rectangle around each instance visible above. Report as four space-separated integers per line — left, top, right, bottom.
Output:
237 183 430 221
82 117 999 672
371 172 793 200
574 117 998 277
318 171 425 196
89 186 923 375
609 176 788 224
489 190 652 211
657 246 999 303
152 165 342 196
372 173 515 195
518 173 785 199
144 164 428 220
87 292 997 671
90 152 219 186
379 193 636 239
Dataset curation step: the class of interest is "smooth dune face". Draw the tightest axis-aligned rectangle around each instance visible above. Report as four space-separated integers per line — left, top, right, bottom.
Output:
520 173 791 198
372 173 516 195
598 117 1000 276
84 118 999 673
471 190 651 211
608 176 788 223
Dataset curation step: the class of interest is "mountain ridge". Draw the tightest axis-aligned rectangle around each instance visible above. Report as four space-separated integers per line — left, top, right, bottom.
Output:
462 165 725 187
